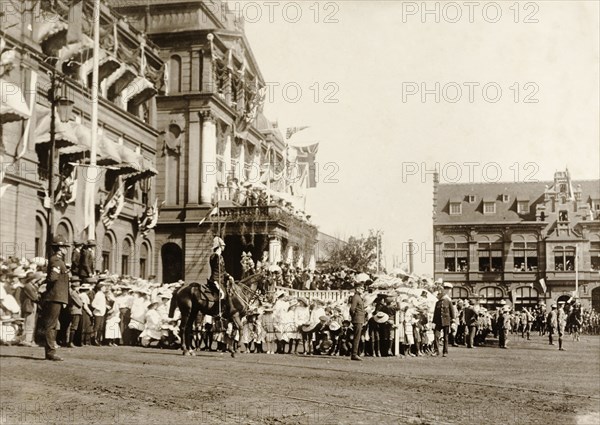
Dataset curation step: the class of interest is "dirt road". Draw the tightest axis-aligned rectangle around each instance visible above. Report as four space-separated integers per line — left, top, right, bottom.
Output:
1 335 599 424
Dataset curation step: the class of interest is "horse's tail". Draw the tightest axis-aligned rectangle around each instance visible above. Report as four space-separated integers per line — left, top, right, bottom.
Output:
169 287 179 318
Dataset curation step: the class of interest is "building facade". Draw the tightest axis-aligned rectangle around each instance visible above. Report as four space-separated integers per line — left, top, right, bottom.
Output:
110 0 317 282
433 171 600 311
1 0 163 277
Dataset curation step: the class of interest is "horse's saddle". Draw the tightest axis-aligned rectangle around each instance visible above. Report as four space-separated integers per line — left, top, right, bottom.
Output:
190 281 222 306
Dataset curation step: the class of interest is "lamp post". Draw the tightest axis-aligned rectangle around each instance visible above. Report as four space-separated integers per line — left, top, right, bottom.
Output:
45 69 74 266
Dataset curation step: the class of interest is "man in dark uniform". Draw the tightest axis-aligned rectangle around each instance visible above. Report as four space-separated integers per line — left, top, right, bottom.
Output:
433 281 455 357
42 235 71 361
497 300 509 349
464 297 479 348
208 236 231 300
349 276 367 361
70 241 82 277
79 239 96 283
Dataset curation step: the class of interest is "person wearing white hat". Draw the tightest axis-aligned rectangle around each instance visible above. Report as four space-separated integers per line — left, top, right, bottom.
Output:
432 281 456 357
208 236 230 300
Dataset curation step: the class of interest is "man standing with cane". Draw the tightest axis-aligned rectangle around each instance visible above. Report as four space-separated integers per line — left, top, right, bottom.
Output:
350 274 368 361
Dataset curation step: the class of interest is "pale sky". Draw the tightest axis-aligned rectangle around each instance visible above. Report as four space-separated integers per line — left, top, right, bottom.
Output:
242 0 600 274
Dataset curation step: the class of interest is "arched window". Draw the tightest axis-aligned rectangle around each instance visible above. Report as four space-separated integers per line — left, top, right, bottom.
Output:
451 286 469 300
443 236 469 272
514 287 539 311
55 222 71 263
512 235 538 272
121 238 132 276
169 55 182 93
479 286 504 310
140 242 149 279
554 246 575 271
478 235 503 272
102 233 114 273
35 216 45 257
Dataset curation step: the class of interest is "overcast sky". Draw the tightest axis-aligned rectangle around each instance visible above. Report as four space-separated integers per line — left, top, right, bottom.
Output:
242 0 600 274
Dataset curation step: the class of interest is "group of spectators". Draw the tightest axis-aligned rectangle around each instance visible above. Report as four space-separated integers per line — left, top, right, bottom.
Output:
2 254 599 357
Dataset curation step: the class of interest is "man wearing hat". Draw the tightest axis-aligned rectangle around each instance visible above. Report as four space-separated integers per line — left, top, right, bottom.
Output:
464 297 479 348
19 271 42 347
208 236 231 300
497 300 509 349
41 235 71 361
70 241 83 277
79 239 96 283
349 279 367 361
433 281 456 357
67 276 83 347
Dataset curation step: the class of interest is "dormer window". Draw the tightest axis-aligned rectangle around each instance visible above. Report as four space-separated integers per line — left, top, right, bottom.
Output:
468 195 476 203
484 202 496 214
449 202 462 215
517 200 529 214
502 194 510 203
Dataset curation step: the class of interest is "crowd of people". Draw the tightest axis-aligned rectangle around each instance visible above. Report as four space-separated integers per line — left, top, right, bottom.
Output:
1 244 599 361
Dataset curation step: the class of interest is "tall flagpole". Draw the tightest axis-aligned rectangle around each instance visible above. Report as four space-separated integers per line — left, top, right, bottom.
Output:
88 0 101 241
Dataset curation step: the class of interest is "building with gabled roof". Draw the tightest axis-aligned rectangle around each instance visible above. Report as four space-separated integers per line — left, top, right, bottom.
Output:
433 170 600 311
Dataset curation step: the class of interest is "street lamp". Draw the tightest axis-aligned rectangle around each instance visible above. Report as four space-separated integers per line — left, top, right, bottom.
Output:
45 69 74 267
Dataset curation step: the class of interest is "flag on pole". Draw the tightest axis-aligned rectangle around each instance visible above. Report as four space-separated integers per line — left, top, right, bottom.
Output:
294 143 319 188
286 126 309 140
538 278 547 293
566 167 575 201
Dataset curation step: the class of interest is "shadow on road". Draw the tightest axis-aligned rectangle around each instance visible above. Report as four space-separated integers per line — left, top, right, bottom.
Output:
0 354 46 361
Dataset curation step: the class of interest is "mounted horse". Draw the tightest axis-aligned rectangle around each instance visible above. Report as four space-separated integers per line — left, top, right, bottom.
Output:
169 273 262 356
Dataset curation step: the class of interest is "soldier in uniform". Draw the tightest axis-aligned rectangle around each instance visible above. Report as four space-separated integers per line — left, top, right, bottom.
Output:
42 235 71 361
349 276 367 361
208 237 232 299
79 239 96 283
433 281 455 357
497 300 509 349
70 241 82 277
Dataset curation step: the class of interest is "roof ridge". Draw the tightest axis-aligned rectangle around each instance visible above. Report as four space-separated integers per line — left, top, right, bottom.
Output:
438 178 599 187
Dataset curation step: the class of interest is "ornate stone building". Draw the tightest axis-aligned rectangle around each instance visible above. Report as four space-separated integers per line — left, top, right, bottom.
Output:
1 0 163 277
433 171 600 311
111 0 318 282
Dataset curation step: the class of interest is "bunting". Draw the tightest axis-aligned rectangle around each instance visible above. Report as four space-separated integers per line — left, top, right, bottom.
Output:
100 178 125 229
54 165 78 208
66 0 83 44
138 198 161 236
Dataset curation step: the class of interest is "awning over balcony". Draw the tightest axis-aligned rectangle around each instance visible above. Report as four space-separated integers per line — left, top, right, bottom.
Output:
33 107 78 149
122 77 157 107
57 35 94 65
114 143 143 173
97 137 121 165
106 65 137 99
125 156 158 183
0 79 31 123
35 14 68 44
